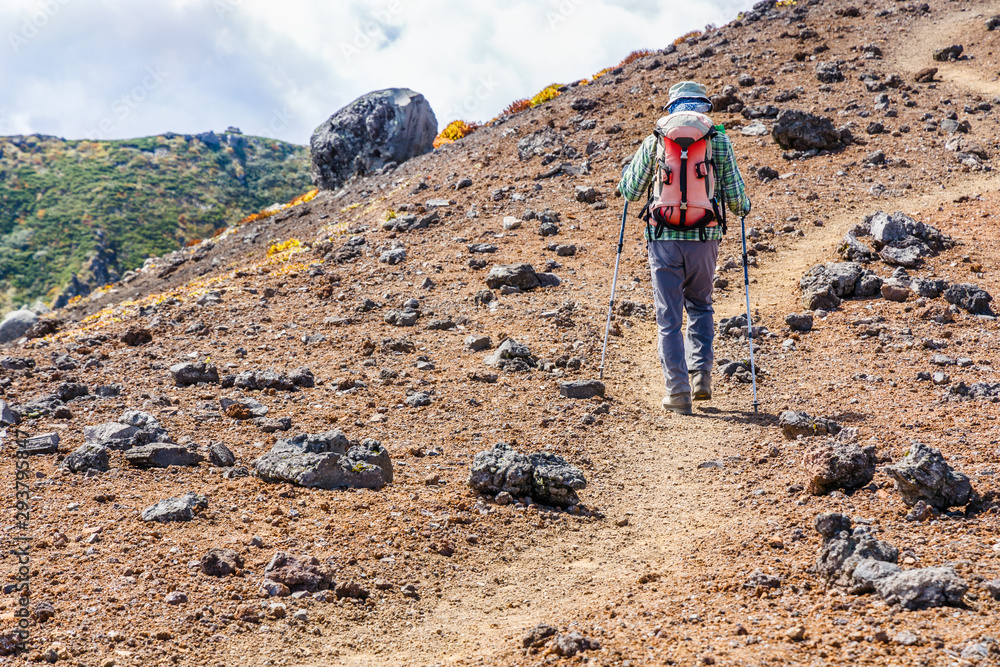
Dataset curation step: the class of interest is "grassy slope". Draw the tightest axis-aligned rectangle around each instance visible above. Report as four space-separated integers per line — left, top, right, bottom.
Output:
0 131 311 311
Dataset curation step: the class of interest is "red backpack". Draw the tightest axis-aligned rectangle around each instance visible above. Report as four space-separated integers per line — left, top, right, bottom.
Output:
640 111 726 241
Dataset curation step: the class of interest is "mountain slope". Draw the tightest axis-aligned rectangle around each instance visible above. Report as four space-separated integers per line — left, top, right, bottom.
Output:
0 130 310 312
4 0 1000 665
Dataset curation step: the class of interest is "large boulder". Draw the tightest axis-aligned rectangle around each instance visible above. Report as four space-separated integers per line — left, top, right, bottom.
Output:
814 513 899 588
254 431 392 490
0 309 39 345
803 440 877 494
485 264 541 291
771 110 843 152
485 339 538 372
874 567 968 610
468 442 586 507
310 89 438 190
141 492 208 523
799 262 871 310
943 283 993 315
779 410 842 439
882 441 974 510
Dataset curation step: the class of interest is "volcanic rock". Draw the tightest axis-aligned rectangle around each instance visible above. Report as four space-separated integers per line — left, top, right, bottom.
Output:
254 431 392 490
264 552 333 592
310 88 437 190
141 492 208 522
468 441 586 507
802 440 877 494
772 110 843 152
779 410 842 439
882 441 974 510
201 548 244 577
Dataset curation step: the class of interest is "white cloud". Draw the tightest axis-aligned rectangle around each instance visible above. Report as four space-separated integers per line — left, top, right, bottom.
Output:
0 0 756 144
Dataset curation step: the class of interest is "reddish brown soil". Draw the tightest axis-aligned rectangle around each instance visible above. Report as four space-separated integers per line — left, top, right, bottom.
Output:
3 0 1000 665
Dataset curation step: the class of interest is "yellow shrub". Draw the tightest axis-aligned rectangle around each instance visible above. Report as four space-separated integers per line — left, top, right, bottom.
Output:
267 238 302 258
433 120 480 148
530 84 561 107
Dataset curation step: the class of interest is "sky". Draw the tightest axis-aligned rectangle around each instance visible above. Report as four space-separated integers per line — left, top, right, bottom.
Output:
0 0 757 146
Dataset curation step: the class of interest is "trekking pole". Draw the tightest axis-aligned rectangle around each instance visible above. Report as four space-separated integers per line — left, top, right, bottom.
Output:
599 200 629 381
739 212 760 413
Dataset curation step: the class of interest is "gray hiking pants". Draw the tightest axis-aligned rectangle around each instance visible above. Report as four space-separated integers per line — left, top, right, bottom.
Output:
647 239 719 396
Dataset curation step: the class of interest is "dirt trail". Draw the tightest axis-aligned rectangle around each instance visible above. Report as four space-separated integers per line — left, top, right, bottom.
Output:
312 9 1000 665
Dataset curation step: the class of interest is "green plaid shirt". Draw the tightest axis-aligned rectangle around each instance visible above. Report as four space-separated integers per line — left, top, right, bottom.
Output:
618 128 751 241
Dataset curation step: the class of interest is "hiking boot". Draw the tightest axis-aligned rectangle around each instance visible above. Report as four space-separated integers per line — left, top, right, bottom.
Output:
691 370 712 401
662 393 693 415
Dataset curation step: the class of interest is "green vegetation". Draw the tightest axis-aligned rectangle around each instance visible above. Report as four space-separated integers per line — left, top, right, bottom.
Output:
0 130 311 311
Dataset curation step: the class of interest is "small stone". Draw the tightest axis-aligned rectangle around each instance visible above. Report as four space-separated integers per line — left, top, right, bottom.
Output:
141 492 209 523
785 626 806 642
164 591 187 605
465 335 492 351
201 548 244 577
785 312 814 332
209 443 236 467
559 380 605 399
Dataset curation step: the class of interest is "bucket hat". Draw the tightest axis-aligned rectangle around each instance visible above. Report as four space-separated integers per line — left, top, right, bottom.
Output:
667 81 711 105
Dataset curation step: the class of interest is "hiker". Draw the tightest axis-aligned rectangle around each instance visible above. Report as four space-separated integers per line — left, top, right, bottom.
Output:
617 81 751 415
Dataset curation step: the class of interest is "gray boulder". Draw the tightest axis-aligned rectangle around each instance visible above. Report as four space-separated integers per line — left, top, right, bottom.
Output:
125 444 202 468
0 309 39 344
0 400 21 426
405 391 432 407
880 245 925 268
83 423 141 450
468 441 586 507
485 339 537 372
910 278 948 299
209 443 237 467
851 558 903 594
799 262 863 310
779 411 842 439
802 440 877 494
310 88 437 190
559 380 605 399
875 567 968 610
771 110 843 152
785 312 814 332
943 283 993 315
235 369 296 392
814 61 844 83
201 548 244 577
814 514 899 587
169 362 219 386
254 431 392 490
141 492 208 523
60 443 109 474
882 441 974 510
485 264 541 291
839 232 876 263
866 211 955 253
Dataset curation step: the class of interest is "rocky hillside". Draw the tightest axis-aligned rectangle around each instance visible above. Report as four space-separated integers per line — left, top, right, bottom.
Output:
0 130 310 313
3 0 1000 665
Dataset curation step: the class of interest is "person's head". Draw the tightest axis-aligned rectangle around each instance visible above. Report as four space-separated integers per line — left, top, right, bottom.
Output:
666 81 712 114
